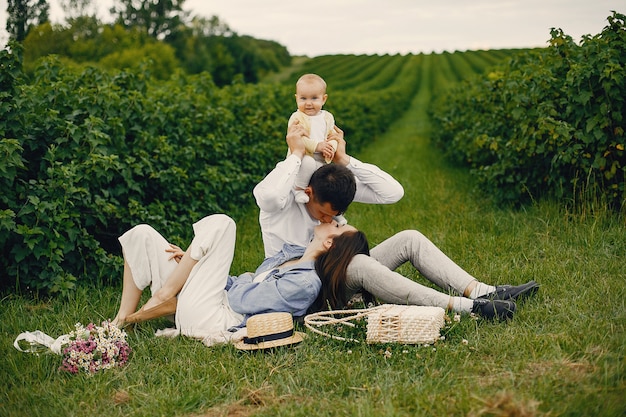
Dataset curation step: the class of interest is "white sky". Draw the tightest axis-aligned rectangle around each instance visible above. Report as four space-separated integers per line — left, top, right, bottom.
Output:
0 0 623 56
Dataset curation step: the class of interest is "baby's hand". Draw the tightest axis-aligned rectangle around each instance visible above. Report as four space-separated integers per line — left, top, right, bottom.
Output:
321 140 338 163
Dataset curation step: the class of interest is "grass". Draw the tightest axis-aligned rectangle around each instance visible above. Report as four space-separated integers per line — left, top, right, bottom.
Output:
2 55 625 416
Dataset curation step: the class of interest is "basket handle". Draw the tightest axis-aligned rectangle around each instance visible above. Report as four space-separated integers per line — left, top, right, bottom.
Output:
303 306 385 342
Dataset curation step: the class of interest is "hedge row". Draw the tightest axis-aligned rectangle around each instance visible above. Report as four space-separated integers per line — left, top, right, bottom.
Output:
0 47 409 295
1 46 294 294
430 12 625 210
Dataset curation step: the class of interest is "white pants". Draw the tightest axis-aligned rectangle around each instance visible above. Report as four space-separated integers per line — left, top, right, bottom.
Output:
346 230 477 308
295 154 325 190
118 214 244 338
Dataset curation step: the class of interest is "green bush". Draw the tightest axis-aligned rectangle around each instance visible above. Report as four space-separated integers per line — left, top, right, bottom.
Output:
23 19 292 86
0 46 292 295
430 12 625 209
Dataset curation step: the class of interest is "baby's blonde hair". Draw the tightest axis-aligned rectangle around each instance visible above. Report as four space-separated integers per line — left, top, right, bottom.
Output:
296 73 327 93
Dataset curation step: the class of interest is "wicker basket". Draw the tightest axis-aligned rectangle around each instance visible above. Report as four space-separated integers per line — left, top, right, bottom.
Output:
304 304 446 344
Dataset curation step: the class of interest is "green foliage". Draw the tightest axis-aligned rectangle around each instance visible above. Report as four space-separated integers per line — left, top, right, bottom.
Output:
0 49 292 294
166 30 291 85
22 17 292 85
430 12 626 209
98 41 181 80
110 0 186 39
23 22 180 80
1 44 508 294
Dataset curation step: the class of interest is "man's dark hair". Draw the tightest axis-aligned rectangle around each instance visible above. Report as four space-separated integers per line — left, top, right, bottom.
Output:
308 164 356 214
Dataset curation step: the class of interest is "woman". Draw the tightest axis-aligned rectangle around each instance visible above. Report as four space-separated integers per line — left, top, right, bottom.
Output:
111 214 368 340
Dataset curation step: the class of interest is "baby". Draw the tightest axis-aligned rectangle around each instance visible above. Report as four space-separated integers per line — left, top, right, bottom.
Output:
287 73 338 204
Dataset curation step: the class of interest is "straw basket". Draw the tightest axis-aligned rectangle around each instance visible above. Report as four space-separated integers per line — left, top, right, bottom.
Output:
304 304 446 344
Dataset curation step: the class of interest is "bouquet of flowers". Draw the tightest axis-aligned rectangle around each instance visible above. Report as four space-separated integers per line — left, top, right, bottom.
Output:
59 321 131 374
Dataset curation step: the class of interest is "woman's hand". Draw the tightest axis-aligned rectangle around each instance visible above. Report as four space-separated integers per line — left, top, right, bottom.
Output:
166 244 185 263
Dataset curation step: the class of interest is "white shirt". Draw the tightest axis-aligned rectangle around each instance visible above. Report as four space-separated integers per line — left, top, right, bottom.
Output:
253 154 404 258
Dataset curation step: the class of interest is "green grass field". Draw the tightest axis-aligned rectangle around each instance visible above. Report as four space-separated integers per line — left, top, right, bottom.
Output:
1 53 625 416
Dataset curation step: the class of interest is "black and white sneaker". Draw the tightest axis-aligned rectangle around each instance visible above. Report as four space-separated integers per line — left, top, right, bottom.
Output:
472 299 516 321
479 280 540 302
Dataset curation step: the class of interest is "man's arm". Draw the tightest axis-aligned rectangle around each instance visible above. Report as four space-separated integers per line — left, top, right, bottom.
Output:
348 157 405 204
253 155 301 212
253 122 307 212
330 126 405 204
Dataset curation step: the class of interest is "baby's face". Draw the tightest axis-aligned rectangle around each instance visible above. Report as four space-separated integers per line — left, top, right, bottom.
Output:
295 80 327 116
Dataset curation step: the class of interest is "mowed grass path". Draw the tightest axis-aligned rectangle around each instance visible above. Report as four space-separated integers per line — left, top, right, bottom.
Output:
2 53 625 416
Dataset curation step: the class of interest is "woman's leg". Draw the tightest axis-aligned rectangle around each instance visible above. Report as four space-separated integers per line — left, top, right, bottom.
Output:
112 224 180 325
140 252 197 310
118 223 180 294
111 261 143 326
175 214 244 336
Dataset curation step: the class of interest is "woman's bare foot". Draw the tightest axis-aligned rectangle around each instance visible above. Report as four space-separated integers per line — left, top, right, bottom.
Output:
141 290 173 311
111 316 125 328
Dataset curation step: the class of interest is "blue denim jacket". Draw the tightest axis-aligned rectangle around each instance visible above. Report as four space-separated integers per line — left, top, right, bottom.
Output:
226 244 321 320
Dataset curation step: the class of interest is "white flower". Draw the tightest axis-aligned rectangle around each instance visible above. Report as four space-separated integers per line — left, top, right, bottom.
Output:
60 320 131 375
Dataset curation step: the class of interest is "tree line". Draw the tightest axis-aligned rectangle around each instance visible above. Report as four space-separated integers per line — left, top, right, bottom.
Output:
5 0 292 84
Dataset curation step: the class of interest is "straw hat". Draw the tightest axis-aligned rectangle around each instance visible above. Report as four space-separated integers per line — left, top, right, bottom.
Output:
235 312 305 351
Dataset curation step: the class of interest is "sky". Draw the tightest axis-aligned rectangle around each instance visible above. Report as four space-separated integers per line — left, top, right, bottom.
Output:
0 0 623 56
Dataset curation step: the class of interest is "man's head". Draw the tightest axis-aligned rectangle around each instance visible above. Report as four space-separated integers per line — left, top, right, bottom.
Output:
304 164 356 223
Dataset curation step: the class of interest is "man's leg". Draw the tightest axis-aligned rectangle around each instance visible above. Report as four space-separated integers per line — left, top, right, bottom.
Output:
346 254 453 309
369 229 480 295
369 229 539 301
345 254 515 319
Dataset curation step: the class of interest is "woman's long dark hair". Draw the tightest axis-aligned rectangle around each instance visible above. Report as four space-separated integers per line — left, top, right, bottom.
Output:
310 230 370 313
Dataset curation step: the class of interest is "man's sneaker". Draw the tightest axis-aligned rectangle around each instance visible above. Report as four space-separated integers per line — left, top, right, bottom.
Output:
478 280 539 302
472 299 516 321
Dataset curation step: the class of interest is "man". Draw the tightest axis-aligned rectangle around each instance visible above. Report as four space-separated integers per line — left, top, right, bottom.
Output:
254 122 403 258
254 122 538 320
